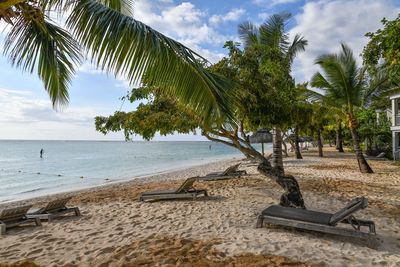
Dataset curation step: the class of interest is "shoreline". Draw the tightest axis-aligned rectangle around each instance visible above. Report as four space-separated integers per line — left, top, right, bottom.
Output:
0 156 243 208
1 147 399 266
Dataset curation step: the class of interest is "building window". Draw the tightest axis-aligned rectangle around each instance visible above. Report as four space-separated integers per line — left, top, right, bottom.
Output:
398 100 400 114
398 133 400 148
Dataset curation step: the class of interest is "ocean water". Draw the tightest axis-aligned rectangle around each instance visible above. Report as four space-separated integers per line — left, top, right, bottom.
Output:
0 140 267 203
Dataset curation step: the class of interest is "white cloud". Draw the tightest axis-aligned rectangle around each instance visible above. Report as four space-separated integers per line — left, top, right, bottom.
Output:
289 0 400 83
133 1 230 62
0 88 123 140
0 88 207 140
209 8 246 25
258 12 270 20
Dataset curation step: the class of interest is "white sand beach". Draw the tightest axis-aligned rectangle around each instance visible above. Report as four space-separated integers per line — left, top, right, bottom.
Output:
0 147 399 267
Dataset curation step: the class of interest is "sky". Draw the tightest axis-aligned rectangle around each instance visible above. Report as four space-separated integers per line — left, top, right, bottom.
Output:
0 0 399 141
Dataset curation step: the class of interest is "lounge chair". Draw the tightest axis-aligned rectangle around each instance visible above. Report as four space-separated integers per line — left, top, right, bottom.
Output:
199 163 247 181
139 177 208 202
256 197 376 243
27 197 81 222
0 205 41 235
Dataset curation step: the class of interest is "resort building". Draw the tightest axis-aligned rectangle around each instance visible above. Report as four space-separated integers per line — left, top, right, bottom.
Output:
391 93 400 160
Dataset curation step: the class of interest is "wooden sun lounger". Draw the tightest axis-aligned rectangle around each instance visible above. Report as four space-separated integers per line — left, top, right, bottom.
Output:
27 197 81 222
139 177 208 202
256 197 376 244
0 205 41 235
199 163 247 181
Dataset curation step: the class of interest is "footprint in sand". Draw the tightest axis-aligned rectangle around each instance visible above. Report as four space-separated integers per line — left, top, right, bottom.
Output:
26 248 43 257
96 247 114 257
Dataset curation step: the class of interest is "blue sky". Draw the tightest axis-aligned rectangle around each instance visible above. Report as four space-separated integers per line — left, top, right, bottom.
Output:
0 0 399 140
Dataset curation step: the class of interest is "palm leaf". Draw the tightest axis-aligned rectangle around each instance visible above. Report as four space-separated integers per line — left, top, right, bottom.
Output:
286 34 307 65
4 16 81 108
259 12 291 51
238 21 259 47
66 0 233 122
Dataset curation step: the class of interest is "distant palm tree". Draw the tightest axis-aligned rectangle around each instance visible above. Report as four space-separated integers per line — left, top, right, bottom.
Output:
311 43 393 173
0 0 230 121
238 13 307 171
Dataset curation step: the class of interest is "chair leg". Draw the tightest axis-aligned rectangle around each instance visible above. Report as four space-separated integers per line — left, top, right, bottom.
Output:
256 215 264 228
34 218 42 226
0 222 6 235
74 207 81 216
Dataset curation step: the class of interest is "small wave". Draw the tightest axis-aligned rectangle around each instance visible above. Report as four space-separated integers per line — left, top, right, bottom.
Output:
17 187 45 194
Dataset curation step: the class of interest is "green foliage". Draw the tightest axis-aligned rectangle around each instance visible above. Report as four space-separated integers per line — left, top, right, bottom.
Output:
5 16 81 108
311 44 394 118
363 15 400 70
237 13 307 129
96 13 308 155
95 87 200 141
356 108 392 154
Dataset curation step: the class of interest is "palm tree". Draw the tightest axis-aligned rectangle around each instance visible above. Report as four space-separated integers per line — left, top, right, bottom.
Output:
0 0 231 121
310 43 393 173
233 13 307 208
238 13 307 171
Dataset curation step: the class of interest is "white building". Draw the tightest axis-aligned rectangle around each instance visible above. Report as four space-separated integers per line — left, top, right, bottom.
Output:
391 93 400 160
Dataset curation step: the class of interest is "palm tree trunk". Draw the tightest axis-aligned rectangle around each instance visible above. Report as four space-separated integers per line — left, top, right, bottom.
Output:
348 117 373 173
204 130 305 208
294 127 303 159
336 120 344 152
271 127 284 171
282 139 289 157
317 130 323 157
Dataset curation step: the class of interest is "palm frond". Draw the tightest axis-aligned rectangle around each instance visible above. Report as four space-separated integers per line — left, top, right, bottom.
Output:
39 0 132 16
286 34 307 65
66 0 233 122
238 21 258 47
4 16 81 108
259 12 291 51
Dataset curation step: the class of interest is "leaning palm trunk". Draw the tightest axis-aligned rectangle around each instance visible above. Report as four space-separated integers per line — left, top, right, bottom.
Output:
317 130 323 157
336 120 344 152
349 116 373 173
282 139 289 157
204 130 305 208
271 127 284 171
294 127 303 159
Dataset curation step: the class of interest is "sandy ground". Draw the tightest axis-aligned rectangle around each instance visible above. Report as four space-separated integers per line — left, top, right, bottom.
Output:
0 147 399 267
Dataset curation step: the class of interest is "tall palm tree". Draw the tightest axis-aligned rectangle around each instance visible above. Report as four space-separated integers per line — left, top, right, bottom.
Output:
0 0 231 121
310 43 393 173
238 13 307 171
233 13 307 208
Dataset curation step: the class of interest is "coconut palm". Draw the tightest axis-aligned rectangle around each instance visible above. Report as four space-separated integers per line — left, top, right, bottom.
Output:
0 0 231 121
310 43 394 173
238 13 307 171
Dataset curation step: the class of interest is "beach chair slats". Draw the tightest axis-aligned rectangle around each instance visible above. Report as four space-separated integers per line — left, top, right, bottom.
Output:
139 177 208 201
0 205 32 222
44 197 72 212
222 164 240 176
261 205 332 225
26 197 80 222
329 197 367 225
201 164 246 181
176 177 198 193
256 197 376 246
0 205 41 235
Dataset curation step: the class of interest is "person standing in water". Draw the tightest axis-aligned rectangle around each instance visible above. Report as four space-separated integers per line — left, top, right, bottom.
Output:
40 149 44 158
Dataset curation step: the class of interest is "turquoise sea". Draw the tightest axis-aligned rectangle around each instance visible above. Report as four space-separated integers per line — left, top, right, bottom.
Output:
0 140 268 203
